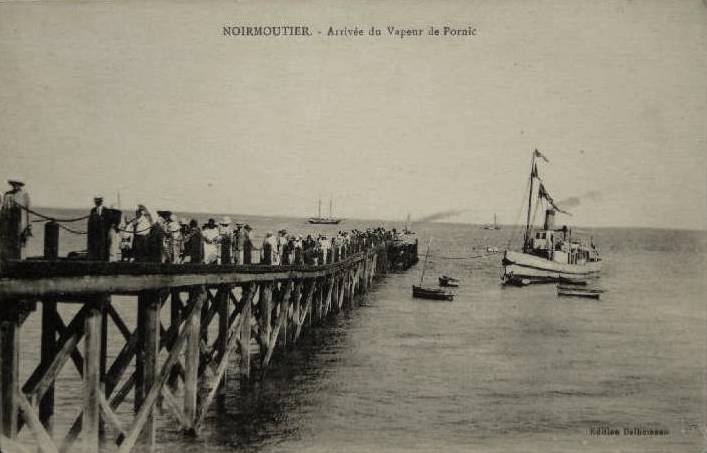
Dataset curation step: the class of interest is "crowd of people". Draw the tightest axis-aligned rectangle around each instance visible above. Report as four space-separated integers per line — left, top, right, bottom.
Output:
84 196 400 265
0 183 407 266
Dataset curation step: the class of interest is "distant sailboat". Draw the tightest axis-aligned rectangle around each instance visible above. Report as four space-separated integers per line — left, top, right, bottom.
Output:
403 213 415 234
483 213 501 230
308 196 342 224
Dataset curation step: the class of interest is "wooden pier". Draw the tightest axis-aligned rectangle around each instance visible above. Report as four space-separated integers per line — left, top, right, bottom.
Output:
0 219 418 452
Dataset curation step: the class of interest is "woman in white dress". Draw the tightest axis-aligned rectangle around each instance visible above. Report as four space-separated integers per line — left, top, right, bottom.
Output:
202 218 220 264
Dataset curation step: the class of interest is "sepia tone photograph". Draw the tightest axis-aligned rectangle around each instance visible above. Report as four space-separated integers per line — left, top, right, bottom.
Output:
0 1 705 452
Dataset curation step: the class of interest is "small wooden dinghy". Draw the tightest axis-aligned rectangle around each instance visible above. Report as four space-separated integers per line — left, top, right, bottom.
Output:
557 284 604 299
412 238 454 301
413 285 454 301
438 275 460 287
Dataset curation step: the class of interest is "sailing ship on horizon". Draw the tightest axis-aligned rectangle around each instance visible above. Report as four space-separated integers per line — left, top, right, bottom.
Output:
308 196 342 224
501 149 601 285
482 213 501 230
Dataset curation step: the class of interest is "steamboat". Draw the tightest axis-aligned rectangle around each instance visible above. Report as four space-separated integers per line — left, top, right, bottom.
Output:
502 149 601 285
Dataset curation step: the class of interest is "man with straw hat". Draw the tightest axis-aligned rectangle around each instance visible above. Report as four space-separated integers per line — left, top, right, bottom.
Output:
0 178 31 260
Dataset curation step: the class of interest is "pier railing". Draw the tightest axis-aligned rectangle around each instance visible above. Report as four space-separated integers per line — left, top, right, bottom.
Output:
0 234 417 453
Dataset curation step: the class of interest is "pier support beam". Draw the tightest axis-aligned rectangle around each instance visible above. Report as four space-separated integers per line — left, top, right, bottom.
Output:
83 298 104 453
135 291 160 447
168 290 182 392
216 285 229 396
0 309 20 440
39 299 58 435
184 286 205 432
257 283 273 360
239 284 254 388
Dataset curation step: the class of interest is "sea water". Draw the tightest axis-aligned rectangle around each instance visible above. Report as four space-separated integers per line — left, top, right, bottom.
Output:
13 208 706 452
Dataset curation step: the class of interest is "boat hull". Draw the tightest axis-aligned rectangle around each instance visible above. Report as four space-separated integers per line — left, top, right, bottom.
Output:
557 286 603 299
438 277 459 287
412 285 453 301
502 250 601 285
308 218 342 224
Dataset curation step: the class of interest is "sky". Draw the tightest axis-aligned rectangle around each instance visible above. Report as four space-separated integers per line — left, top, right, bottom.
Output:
1 0 705 229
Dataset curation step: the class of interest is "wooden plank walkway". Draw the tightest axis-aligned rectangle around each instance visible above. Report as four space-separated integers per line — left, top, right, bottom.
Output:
0 239 417 453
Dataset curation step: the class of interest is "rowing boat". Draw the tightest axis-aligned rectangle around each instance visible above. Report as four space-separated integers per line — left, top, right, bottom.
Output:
557 285 604 299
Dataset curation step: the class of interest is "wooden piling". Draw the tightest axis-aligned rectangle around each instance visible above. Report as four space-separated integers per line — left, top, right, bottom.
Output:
83 299 103 452
168 289 182 392
39 226 59 434
239 284 254 387
0 310 19 439
135 291 160 446
184 286 205 432
216 285 229 395
0 239 410 452
258 283 273 359
39 300 57 434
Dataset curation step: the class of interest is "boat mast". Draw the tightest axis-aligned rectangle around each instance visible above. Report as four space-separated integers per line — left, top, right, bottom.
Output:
494 213 497 228
329 196 333 218
524 150 537 250
419 238 432 285
318 196 321 218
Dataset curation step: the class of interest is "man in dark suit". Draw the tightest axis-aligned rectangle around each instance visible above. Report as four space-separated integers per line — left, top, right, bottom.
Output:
87 195 120 261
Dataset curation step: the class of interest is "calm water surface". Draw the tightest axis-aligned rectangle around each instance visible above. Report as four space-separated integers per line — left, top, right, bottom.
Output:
15 210 707 452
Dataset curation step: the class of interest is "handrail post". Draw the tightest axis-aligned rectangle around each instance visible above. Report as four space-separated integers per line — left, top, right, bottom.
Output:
43 221 60 260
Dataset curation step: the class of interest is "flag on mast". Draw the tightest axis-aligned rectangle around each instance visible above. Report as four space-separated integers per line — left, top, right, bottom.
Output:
534 149 549 163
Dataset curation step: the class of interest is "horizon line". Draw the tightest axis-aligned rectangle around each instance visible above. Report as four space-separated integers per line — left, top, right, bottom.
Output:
32 205 707 233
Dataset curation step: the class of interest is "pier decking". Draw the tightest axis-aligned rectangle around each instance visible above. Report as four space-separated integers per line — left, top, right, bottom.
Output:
0 221 418 453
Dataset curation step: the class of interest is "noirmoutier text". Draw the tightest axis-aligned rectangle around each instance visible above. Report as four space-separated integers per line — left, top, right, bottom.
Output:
223 25 478 38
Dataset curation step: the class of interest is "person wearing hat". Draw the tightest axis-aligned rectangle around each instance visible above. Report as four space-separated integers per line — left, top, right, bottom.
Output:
87 195 111 261
144 210 169 263
294 235 304 265
130 204 153 262
277 230 288 265
202 218 219 264
242 224 253 264
218 216 233 264
0 178 31 260
166 214 183 264
182 219 204 263
261 232 273 265
233 222 245 264
119 215 134 262
285 234 296 265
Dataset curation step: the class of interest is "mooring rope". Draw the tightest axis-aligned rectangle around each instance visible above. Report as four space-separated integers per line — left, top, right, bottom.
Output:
426 251 501 260
56 223 88 235
14 202 90 223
